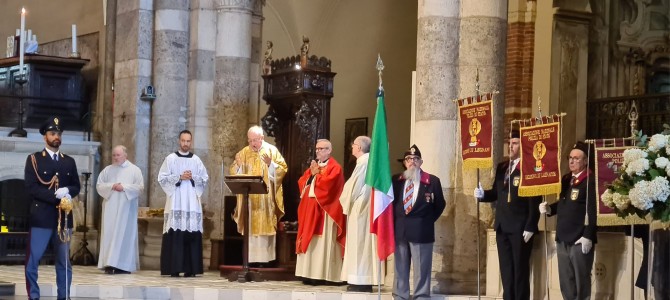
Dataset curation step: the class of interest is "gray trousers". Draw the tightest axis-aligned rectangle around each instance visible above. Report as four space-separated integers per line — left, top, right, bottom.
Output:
556 241 594 300
393 241 433 300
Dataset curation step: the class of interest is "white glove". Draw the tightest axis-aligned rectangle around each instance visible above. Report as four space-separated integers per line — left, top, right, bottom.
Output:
539 202 550 214
55 187 69 199
523 231 533 243
575 237 593 254
474 182 484 199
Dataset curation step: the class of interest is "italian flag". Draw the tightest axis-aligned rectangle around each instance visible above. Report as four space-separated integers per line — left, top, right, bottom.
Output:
366 88 395 261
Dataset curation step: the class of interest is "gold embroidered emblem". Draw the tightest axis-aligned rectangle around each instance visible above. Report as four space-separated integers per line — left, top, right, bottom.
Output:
513 176 520 187
570 188 579 201
533 141 547 172
54 118 59 125
410 147 416 155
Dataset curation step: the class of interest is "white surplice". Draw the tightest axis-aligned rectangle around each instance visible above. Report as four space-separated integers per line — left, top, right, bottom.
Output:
96 160 144 272
338 153 384 284
157 152 209 233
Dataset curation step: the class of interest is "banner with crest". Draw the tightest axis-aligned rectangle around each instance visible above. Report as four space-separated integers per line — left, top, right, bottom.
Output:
457 93 493 169
518 119 562 196
593 140 647 226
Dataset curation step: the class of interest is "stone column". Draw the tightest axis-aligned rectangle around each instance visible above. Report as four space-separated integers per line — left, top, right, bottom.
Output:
112 1 154 207
149 0 190 209
213 0 253 169
454 0 507 295
248 1 263 125
413 0 461 294
189 0 218 239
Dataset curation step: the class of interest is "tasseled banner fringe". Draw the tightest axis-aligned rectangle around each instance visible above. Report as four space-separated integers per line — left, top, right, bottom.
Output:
518 183 561 197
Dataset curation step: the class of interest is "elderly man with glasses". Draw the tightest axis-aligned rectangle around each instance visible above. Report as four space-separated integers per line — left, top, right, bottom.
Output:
392 144 446 300
539 141 597 300
295 139 346 285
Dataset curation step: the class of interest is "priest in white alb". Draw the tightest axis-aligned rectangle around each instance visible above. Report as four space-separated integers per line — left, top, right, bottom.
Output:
96 145 144 274
157 130 209 277
340 136 383 292
229 125 288 265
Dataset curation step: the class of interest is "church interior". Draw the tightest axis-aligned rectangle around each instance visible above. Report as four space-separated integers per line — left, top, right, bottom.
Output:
0 0 668 299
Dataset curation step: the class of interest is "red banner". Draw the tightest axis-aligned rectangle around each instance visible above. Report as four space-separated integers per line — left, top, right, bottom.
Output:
594 146 647 226
518 123 562 196
458 98 493 169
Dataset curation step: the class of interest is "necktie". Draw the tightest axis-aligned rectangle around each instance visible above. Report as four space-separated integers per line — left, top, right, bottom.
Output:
53 153 58 162
504 163 512 185
403 180 414 214
571 176 577 185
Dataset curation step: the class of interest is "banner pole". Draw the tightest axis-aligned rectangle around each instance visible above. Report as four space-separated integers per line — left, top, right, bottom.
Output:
543 196 551 300
378 259 382 300
476 168 481 300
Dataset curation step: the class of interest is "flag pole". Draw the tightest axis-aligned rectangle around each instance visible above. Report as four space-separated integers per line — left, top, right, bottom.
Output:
376 54 384 300
537 97 551 300
471 68 482 299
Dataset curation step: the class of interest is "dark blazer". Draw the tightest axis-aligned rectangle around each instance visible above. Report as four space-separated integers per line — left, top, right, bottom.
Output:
481 161 542 234
549 171 597 244
392 171 446 243
24 149 81 229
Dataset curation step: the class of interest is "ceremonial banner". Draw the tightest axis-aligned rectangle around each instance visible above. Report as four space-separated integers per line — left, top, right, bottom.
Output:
594 145 647 226
457 94 493 169
518 122 562 196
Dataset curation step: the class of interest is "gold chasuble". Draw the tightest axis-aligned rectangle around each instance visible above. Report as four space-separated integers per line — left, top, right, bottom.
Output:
230 142 288 236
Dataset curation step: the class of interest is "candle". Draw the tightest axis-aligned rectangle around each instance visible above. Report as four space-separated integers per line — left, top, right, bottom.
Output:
19 8 25 76
27 29 32 40
71 24 77 53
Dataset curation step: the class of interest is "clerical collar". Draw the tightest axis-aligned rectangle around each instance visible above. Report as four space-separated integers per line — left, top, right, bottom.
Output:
318 158 329 167
175 151 193 158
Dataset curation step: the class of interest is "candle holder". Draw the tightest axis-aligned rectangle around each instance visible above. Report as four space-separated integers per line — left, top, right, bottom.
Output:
8 73 28 138
69 52 80 59
71 172 96 265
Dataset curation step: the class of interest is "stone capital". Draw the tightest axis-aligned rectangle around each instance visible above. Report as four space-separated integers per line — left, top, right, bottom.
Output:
216 0 256 12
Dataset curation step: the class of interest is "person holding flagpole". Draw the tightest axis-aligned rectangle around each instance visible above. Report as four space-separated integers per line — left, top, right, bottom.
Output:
539 141 597 300
392 145 446 300
474 129 541 300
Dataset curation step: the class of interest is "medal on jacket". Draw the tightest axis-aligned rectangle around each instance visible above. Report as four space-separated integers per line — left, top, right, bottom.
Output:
425 192 433 203
570 188 579 201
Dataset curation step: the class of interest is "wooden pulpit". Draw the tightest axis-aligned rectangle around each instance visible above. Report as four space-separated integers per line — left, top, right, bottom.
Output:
224 175 267 282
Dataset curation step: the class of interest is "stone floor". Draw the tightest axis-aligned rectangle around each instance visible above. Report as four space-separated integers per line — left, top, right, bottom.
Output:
0 265 498 300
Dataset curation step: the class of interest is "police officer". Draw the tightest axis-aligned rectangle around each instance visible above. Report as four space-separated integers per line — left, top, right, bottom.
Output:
475 129 541 300
24 116 81 300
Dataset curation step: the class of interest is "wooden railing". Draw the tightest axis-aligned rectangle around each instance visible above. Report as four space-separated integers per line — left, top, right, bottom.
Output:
586 93 670 139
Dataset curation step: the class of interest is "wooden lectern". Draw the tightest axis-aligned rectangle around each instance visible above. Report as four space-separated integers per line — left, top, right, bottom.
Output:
224 175 267 282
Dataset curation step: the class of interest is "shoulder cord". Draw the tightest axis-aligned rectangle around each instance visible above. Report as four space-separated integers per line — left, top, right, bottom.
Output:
30 154 70 242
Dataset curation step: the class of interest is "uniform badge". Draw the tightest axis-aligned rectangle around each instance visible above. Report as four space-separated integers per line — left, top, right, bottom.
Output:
54 117 59 125
571 188 579 200
513 176 520 187
425 192 433 203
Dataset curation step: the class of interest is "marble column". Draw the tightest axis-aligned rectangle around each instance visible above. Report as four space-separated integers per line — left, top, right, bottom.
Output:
149 0 190 209
213 0 253 170
112 1 154 207
414 0 461 294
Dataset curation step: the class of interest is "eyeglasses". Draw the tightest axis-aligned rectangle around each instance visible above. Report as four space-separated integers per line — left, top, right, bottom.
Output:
568 156 583 161
404 157 420 162
351 143 360 148
315 147 330 152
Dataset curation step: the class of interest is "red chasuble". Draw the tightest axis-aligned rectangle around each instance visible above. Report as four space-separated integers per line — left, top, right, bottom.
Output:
296 158 346 255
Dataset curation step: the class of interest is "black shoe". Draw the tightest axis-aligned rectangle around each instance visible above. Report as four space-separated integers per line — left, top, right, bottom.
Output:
104 266 113 274
184 273 196 277
302 278 317 285
113 267 131 274
170 273 180 277
347 284 373 292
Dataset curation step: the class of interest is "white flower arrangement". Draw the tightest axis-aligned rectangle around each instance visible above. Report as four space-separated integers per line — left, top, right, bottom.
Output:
604 127 670 222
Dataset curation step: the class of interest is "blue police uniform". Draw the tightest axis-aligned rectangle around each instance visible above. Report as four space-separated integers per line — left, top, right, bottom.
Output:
24 117 81 300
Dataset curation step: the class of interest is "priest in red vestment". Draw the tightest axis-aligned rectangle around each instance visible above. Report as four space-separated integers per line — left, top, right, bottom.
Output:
295 139 346 284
